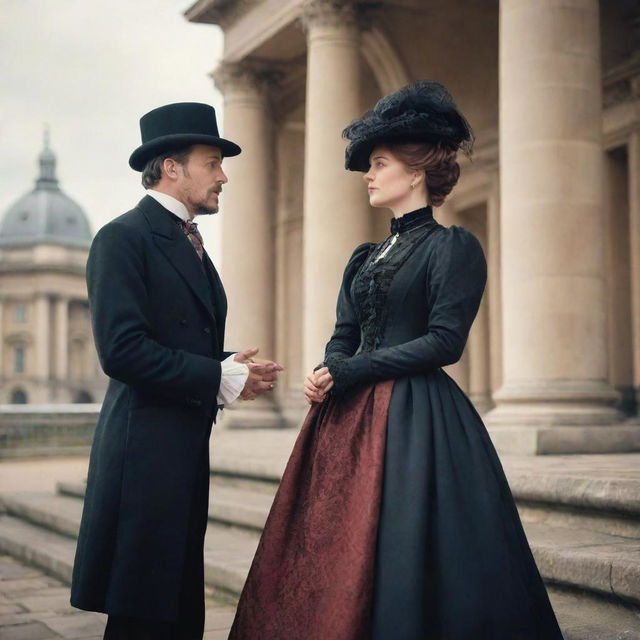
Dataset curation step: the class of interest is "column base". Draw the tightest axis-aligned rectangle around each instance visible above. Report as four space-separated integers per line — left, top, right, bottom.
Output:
217 396 284 429
278 386 309 429
484 379 636 454
487 424 640 455
469 393 493 416
486 379 622 426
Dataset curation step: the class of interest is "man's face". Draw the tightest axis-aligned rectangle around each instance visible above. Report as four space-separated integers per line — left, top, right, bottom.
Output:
174 144 227 216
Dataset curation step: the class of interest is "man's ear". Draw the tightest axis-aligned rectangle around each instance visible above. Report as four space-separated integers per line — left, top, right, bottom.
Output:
162 158 180 181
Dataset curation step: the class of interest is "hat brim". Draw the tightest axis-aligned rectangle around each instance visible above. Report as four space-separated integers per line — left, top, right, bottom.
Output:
344 132 452 172
129 133 241 171
344 138 377 172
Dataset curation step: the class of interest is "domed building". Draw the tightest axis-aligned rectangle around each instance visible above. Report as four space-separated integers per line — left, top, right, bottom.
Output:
0 132 107 404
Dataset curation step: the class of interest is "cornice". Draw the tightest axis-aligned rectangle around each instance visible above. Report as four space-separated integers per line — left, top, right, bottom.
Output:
603 53 640 109
184 0 263 28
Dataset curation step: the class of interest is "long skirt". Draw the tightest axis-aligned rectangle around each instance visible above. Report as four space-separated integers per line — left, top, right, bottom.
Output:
228 371 564 640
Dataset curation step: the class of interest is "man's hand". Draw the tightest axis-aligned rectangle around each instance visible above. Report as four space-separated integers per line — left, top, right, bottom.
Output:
234 347 259 364
303 366 334 404
236 348 284 401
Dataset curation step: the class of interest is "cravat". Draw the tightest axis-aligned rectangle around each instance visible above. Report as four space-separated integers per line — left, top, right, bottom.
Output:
180 220 204 261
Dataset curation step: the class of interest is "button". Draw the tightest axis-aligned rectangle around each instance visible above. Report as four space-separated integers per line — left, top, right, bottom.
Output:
204 327 211 334
179 318 187 326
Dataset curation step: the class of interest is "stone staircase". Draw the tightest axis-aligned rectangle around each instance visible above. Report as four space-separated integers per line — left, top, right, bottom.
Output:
0 435 639 639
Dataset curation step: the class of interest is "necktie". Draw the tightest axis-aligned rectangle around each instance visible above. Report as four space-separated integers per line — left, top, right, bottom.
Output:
180 220 204 261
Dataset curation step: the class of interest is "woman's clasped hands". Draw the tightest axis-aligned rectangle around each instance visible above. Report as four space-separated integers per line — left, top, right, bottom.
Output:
304 366 334 404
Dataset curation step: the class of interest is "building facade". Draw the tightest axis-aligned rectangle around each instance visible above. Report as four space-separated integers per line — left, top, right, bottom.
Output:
186 0 640 453
0 134 106 404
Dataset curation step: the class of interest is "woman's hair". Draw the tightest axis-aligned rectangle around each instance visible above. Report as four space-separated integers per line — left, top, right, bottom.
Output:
385 141 460 207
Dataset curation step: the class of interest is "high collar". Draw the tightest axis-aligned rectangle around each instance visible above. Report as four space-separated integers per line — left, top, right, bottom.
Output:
390 206 434 234
146 189 192 222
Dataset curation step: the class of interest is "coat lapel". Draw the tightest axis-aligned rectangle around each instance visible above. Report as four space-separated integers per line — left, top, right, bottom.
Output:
137 195 216 323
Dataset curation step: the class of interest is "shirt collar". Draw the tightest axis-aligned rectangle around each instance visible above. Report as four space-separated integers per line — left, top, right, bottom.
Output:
146 189 192 222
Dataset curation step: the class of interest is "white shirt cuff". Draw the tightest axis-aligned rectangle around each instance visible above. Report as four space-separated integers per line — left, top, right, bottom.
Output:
216 354 249 407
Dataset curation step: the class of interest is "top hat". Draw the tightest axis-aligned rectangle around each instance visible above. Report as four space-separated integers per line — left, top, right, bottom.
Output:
342 80 474 172
129 102 241 171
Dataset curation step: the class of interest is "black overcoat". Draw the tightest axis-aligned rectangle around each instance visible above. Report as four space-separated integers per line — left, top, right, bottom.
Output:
70 195 231 621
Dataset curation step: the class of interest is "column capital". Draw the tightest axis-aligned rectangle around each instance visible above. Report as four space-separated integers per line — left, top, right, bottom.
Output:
212 62 281 102
302 0 367 32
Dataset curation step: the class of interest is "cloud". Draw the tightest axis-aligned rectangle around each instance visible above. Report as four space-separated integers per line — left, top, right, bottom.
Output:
0 0 226 255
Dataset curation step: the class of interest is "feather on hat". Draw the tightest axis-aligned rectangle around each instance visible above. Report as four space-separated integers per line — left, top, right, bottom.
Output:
343 80 474 172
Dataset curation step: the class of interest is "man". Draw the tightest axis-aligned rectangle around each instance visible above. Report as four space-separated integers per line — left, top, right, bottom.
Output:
70 102 280 639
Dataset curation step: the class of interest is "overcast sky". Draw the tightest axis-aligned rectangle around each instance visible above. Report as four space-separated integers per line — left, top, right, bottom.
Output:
0 0 226 253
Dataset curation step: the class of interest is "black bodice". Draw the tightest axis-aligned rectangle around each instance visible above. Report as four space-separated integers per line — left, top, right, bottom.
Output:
352 207 439 352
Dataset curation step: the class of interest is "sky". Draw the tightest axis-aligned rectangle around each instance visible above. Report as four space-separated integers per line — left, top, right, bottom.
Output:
0 0 226 255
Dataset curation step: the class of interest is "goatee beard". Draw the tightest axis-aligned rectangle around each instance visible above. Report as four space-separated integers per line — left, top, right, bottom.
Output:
195 206 219 216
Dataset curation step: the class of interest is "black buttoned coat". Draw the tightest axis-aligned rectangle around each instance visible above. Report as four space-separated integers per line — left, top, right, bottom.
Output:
70 195 230 621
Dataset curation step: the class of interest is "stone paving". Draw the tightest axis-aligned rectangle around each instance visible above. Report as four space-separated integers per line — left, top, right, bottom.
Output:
1 430 640 639
0 554 236 640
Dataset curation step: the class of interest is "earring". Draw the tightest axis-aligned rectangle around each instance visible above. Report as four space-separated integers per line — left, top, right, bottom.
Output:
410 183 415 190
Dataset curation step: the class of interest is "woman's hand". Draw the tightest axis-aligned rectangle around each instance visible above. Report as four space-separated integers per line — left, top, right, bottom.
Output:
303 366 334 404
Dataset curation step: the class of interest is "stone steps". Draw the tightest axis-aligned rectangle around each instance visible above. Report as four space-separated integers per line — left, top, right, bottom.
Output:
2 447 640 638
546 585 640 640
0 514 76 584
4 481 640 608
58 480 272 533
503 455 640 539
0 490 260 602
1 496 639 639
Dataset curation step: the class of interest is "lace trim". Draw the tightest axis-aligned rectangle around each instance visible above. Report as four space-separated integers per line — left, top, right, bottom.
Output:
324 355 354 396
353 221 441 352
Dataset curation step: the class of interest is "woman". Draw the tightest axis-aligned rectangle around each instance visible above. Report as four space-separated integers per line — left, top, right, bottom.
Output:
229 81 563 640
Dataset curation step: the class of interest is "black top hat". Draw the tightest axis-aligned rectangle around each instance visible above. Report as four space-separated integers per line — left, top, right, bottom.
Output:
343 80 474 172
129 102 241 171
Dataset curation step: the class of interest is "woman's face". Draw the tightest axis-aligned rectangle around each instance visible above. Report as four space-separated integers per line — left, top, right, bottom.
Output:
363 146 419 210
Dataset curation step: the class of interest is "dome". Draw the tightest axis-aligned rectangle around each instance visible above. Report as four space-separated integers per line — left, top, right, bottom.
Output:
0 131 93 249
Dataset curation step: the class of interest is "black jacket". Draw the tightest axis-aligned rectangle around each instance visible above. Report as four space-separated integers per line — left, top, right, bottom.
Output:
71 195 230 620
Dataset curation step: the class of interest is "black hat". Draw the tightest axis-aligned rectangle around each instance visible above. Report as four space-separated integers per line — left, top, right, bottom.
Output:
129 102 241 171
343 80 474 172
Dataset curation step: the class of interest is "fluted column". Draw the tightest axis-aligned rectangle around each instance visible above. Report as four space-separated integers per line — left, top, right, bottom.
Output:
302 0 370 373
629 130 640 417
34 294 50 381
487 171 503 396
487 0 632 453
54 296 69 381
213 62 276 361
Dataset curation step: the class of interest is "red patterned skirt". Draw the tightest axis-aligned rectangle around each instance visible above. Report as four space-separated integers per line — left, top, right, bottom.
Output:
228 381 394 640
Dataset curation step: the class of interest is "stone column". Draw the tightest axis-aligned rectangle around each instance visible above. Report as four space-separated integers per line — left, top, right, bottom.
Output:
629 130 640 417
212 62 281 428
302 0 370 374
466 221 492 414
487 0 636 454
0 299 4 382
213 62 275 359
34 294 50 381
486 171 503 396
54 297 69 381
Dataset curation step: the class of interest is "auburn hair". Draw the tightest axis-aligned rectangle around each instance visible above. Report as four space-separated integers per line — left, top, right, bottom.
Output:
386 141 460 207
